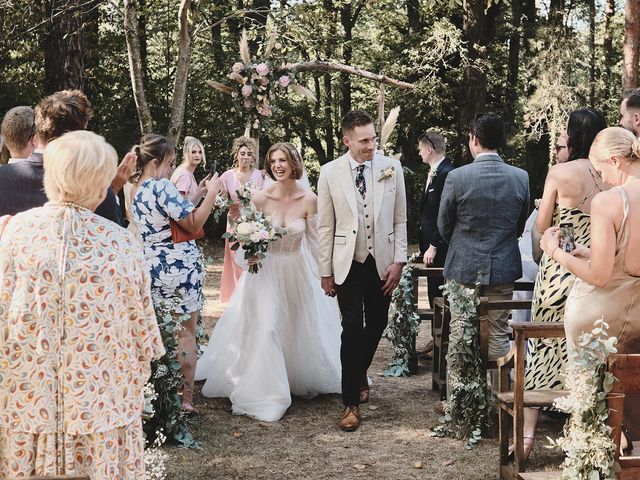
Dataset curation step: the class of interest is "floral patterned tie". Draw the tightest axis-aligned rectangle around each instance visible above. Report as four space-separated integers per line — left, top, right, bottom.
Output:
355 164 366 199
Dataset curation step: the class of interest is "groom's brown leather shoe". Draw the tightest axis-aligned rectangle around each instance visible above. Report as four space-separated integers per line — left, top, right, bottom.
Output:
339 406 361 431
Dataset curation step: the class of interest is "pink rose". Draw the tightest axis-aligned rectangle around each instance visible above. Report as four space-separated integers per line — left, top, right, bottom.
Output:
278 75 290 87
257 103 272 117
232 62 245 73
241 85 253 97
255 63 269 76
259 76 270 86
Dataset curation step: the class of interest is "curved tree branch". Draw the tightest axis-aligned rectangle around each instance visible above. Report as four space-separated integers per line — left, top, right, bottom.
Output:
280 61 415 89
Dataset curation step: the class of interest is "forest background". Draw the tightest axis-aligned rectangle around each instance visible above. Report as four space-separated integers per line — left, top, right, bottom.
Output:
1 0 639 242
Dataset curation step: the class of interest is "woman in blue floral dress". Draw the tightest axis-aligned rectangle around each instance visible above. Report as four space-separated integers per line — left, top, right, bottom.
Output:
131 134 221 413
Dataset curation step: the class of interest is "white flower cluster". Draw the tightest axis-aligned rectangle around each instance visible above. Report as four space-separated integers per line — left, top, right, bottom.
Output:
144 431 168 480
143 383 158 421
550 318 619 480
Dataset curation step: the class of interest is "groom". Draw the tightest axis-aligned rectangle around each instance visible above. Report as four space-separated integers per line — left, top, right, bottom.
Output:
318 110 407 431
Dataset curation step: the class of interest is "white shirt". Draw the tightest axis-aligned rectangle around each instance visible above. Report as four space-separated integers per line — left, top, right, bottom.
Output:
474 152 498 160
348 155 372 195
425 156 446 191
8 158 29 164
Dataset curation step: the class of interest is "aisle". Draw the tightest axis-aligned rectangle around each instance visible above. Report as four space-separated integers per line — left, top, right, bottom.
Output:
164 245 563 480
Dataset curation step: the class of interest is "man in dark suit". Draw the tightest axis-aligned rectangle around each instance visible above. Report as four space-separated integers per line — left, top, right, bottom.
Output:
418 129 454 307
438 113 530 361
0 90 134 222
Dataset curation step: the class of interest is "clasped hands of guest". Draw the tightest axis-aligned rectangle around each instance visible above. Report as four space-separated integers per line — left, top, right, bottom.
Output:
423 245 437 266
540 226 590 260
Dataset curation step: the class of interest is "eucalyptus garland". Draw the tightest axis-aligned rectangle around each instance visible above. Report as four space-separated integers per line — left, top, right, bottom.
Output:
551 318 619 480
383 252 421 377
431 278 492 449
143 297 202 448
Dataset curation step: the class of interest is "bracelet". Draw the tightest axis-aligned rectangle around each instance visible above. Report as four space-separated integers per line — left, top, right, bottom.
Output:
551 246 560 261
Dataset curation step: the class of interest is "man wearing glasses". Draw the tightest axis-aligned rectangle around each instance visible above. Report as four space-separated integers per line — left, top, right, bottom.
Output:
438 113 530 363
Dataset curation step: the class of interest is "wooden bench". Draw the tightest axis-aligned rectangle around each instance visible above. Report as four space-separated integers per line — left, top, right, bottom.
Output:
519 354 640 479
431 281 535 400
497 321 566 480
409 264 443 373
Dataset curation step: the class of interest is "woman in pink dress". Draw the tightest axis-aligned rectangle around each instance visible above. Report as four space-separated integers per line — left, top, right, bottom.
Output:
219 136 265 302
170 136 210 203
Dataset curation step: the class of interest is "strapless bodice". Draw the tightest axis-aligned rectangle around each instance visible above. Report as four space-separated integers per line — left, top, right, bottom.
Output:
270 218 307 255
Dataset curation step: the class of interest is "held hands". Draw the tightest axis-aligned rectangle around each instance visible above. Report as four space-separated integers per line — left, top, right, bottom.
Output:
381 262 403 296
423 245 437 266
321 276 337 297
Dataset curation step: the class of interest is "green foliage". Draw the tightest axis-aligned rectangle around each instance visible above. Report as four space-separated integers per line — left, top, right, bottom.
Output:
431 278 493 449
550 318 620 480
383 252 421 377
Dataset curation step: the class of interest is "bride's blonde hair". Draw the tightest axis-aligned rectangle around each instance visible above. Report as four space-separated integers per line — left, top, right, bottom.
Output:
589 127 640 164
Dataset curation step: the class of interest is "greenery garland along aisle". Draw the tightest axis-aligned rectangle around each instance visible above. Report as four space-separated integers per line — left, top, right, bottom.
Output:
383 252 421 377
431 278 492 449
550 318 619 480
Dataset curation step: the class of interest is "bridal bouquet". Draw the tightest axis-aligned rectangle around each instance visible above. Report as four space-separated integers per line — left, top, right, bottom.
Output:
223 206 285 274
212 193 233 222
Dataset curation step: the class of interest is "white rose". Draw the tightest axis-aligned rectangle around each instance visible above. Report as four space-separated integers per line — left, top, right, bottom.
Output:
250 232 261 243
236 222 257 236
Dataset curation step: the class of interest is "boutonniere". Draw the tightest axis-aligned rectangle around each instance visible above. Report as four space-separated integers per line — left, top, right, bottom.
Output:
427 168 438 182
378 166 395 182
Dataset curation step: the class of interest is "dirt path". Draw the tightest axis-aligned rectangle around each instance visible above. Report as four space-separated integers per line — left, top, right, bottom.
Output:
165 245 564 479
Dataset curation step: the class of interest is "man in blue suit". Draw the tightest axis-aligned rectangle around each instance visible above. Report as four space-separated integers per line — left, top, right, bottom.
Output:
438 113 530 360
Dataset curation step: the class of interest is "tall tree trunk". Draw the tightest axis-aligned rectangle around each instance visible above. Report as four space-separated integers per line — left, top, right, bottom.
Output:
459 0 502 162
339 1 365 117
407 0 422 35
167 0 201 144
602 0 615 101
505 0 522 126
588 0 596 105
340 2 353 117
210 0 225 71
124 0 154 134
44 0 85 94
323 0 336 163
83 0 100 102
622 0 640 90
549 0 564 27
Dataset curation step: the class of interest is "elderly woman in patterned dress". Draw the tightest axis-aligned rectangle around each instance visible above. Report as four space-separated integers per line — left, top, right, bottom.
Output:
0 130 165 479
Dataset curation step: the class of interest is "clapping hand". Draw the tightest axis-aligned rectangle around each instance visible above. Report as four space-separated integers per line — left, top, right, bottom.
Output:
111 152 138 194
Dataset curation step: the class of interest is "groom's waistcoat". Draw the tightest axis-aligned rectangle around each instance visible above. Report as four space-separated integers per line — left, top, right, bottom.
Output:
354 189 375 263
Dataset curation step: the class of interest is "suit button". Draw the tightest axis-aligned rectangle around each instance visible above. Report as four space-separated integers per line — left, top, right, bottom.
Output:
352 230 356 234
367 225 370 229
365 215 369 218
364 204 367 208
367 236 371 239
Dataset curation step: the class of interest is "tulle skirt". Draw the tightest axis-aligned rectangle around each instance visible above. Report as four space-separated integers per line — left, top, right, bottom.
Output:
196 250 342 422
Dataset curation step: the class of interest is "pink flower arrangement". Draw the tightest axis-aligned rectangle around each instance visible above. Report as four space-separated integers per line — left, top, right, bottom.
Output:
278 75 290 87
255 63 270 76
241 85 253 97
257 104 273 117
232 62 245 73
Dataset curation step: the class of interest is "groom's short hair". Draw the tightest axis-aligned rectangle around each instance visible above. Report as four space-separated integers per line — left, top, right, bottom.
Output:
470 113 504 150
341 110 374 135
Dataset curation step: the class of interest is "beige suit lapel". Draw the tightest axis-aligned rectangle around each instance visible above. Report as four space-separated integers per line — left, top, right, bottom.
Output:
337 154 357 216
372 156 384 221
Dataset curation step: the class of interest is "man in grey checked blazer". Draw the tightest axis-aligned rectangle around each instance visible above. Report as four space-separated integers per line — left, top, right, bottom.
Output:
438 113 530 361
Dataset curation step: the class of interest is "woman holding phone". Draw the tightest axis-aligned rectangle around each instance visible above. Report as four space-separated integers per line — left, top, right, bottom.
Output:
541 126 640 448
171 136 211 203
517 108 607 460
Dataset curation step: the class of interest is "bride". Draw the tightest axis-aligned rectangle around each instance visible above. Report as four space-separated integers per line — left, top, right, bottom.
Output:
195 142 342 422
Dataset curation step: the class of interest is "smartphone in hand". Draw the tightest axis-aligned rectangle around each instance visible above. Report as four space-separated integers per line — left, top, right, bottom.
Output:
209 160 217 177
559 223 575 252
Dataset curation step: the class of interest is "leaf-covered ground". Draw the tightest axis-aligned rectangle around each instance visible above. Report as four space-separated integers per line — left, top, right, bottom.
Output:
165 243 566 479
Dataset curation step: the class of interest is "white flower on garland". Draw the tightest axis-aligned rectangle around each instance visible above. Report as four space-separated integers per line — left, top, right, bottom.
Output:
549 318 619 480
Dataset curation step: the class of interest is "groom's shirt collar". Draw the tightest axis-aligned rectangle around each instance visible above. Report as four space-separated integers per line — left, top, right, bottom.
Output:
347 154 372 171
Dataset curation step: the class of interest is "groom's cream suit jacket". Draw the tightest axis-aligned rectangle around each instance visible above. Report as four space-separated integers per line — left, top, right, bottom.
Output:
317 153 408 285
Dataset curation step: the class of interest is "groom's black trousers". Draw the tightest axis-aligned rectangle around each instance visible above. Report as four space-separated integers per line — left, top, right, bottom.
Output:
335 255 391 406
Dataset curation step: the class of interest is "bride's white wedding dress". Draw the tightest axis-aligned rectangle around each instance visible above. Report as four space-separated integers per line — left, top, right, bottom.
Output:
195 215 342 421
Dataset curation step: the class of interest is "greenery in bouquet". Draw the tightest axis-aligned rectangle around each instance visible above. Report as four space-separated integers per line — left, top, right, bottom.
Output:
549 318 620 480
212 193 233 222
143 297 198 448
431 277 493 449
383 252 421 377
235 181 256 208
223 205 285 274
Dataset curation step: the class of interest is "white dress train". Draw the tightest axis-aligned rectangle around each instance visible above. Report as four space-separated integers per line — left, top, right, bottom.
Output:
195 215 342 422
